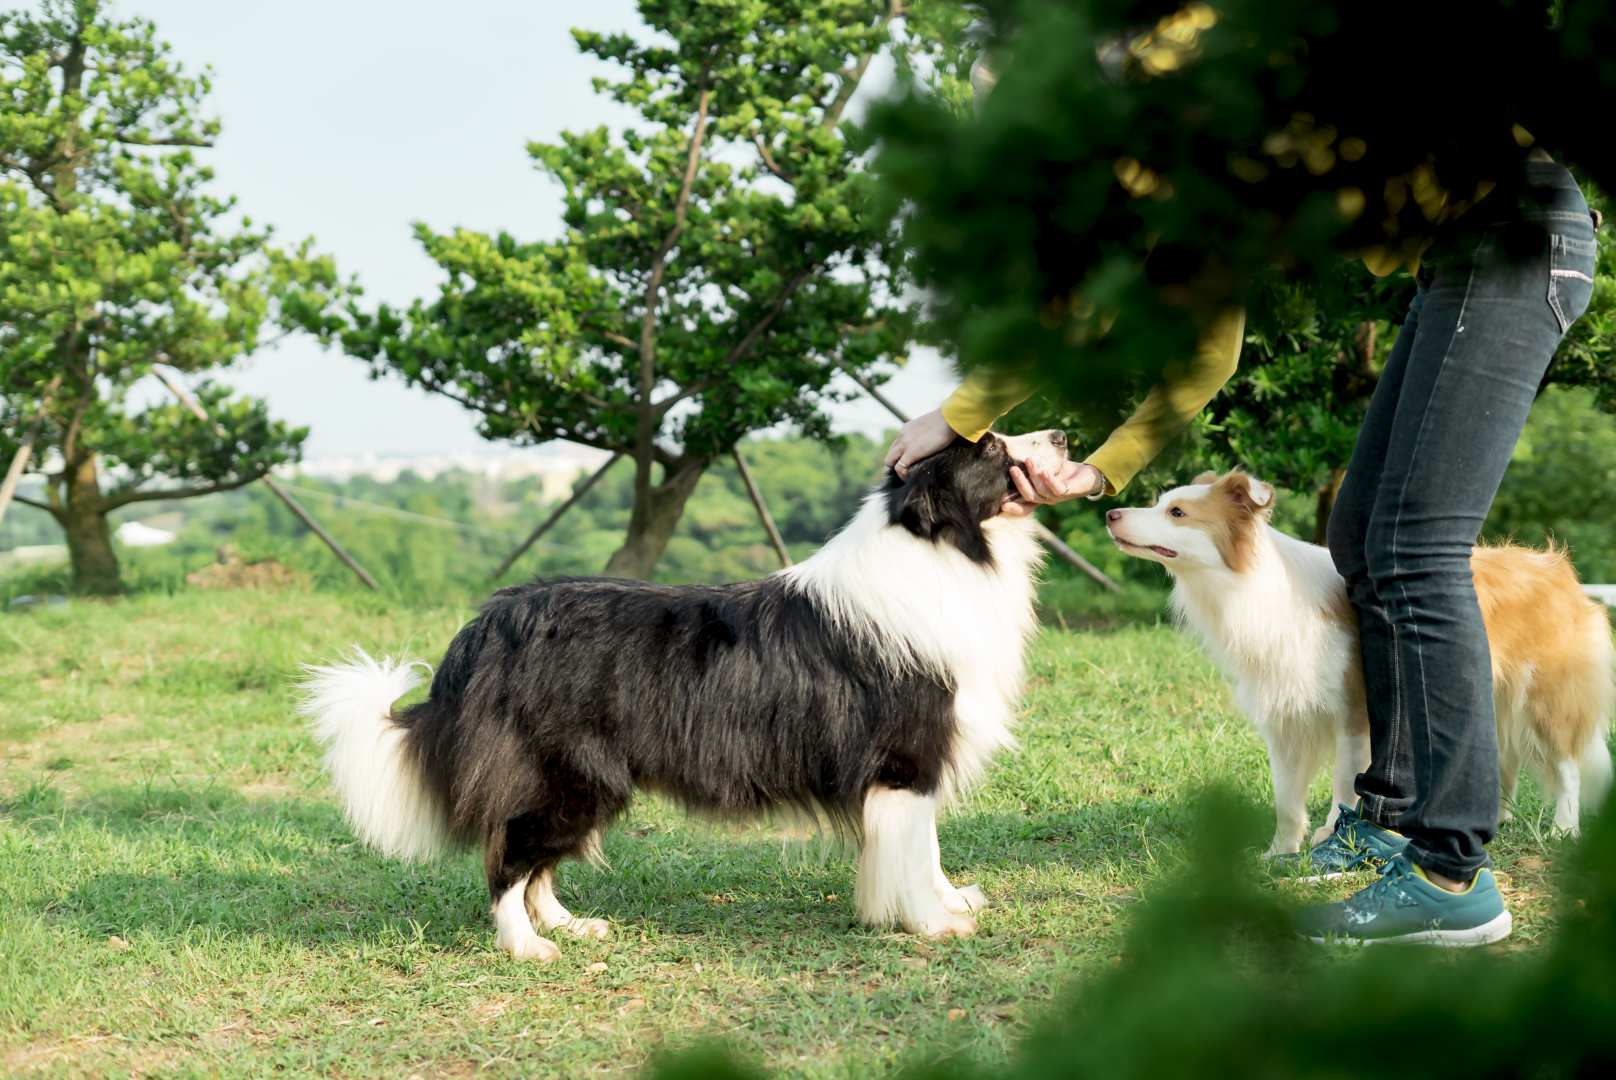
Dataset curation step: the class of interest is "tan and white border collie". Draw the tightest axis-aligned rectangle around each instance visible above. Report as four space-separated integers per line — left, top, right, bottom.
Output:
1107 471 1614 855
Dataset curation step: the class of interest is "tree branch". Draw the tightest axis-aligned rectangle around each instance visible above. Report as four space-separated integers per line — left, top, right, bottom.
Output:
653 379 714 418
101 470 266 511
638 77 714 410
753 134 795 183
720 266 815 366
631 71 714 502
651 265 817 422
821 0 903 131
521 417 629 457
0 151 70 212
9 493 57 517
113 134 216 148
413 373 487 414
58 354 95 468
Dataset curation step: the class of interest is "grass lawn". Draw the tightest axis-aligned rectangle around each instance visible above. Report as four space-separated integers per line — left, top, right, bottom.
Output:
0 587 1584 1077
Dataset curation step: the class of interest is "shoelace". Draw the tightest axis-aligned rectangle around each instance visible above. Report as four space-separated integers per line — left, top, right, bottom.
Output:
1318 806 1371 859
1347 858 1420 917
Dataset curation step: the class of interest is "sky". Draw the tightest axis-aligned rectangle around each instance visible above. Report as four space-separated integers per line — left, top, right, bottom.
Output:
113 0 957 458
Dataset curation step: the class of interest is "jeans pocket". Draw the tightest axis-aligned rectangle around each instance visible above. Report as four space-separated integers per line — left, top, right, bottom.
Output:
1548 234 1598 336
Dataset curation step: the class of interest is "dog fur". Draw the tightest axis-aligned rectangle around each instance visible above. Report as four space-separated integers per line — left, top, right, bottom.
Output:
301 431 1065 960
1107 470 1614 854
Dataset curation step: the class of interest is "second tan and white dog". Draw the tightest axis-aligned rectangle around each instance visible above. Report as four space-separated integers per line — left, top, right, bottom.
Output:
1106 470 1614 855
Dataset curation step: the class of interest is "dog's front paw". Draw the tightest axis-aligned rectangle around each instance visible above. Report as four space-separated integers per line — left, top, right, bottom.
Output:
942 884 987 915
496 928 561 962
561 917 611 941
916 910 978 939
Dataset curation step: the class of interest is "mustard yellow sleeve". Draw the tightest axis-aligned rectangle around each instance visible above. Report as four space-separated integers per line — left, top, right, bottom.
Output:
939 368 1034 442
1085 307 1244 495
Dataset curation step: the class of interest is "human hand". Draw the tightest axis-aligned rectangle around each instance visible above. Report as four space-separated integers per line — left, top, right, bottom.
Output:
883 409 957 478
1001 459 1105 517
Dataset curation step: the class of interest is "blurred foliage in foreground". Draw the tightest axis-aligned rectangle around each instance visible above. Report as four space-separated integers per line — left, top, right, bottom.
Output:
873 0 1616 431
649 788 1616 1079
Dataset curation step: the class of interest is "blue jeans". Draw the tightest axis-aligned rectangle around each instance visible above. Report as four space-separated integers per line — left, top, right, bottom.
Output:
1327 162 1598 881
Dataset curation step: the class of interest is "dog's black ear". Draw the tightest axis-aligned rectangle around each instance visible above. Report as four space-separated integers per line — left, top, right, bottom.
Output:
887 457 994 564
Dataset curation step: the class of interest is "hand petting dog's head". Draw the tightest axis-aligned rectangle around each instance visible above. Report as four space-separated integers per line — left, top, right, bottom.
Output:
884 430 1068 564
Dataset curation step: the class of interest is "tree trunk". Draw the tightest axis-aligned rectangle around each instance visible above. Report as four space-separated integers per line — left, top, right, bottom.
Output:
1313 466 1346 548
62 452 122 596
603 459 709 579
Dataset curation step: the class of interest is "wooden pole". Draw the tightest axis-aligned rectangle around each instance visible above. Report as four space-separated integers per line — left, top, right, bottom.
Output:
833 361 1122 594
152 366 380 591
733 447 792 568
490 451 623 582
0 374 64 530
835 362 908 424
0 431 42 531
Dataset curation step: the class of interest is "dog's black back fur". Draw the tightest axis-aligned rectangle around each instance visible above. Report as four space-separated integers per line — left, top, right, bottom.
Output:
398 436 1014 901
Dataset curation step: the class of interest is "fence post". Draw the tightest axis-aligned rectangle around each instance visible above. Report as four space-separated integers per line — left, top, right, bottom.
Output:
152 366 380 591
490 452 624 582
733 447 792 568
0 374 63 530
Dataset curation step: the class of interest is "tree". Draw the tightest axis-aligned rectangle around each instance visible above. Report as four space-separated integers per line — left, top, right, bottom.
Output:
304 0 966 579
0 0 337 595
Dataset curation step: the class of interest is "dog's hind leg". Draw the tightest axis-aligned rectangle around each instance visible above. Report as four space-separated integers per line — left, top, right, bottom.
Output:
927 815 986 916
857 786 975 938
1546 757 1582 836
1497 737 1524 823
492 872 560 962
1579 734 1613 818
526 867 609 940
487 810 599 962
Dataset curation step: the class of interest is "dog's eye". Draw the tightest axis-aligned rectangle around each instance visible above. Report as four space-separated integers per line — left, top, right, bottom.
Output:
1169 507 1186 519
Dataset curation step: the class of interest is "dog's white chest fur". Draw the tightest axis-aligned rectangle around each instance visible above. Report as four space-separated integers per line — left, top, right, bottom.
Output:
1170 530 1359 733
785 494 1045 800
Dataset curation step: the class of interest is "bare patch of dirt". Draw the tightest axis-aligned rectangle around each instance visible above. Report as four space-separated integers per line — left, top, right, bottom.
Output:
186 547 306 592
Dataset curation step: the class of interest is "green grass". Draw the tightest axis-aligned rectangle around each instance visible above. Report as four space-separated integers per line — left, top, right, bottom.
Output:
0 588 1581 1077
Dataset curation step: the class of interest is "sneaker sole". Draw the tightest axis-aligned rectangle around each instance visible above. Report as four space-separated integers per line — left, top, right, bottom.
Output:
1304 910 1513 948
1274 863 1388 885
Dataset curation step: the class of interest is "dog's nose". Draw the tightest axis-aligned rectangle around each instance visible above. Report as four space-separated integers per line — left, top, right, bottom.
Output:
1106 509 1123 523
1049 430 1067 448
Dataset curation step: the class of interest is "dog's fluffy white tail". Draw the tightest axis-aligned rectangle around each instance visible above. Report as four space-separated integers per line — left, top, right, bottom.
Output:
299 649 452 861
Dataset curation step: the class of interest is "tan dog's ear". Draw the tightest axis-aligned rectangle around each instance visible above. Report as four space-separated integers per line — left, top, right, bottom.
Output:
1191 471 1219 486
1213 471 1276 516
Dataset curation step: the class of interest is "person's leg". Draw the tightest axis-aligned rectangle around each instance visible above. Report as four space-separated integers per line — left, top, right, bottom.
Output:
1327 289 1425 826
1350 175 1597 883
1298 170 1596 946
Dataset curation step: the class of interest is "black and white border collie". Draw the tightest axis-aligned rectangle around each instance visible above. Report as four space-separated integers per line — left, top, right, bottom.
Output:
301 431 1065 960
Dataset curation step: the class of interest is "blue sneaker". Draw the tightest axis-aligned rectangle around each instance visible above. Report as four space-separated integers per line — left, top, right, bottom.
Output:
1296 855 1513 947
1268 804 1409 882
